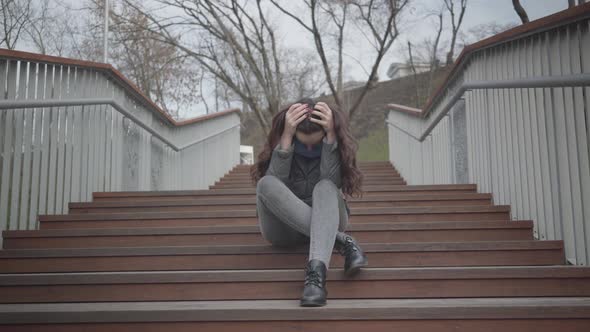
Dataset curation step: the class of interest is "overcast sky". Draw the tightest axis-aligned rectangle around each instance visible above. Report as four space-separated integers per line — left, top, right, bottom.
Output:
275 0 568 85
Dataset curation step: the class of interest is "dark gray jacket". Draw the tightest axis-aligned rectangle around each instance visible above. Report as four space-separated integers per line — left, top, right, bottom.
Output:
265 136 351 216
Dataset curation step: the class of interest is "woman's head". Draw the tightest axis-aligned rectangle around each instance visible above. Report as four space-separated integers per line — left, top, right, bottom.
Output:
250 97 364 198
290 97 326 148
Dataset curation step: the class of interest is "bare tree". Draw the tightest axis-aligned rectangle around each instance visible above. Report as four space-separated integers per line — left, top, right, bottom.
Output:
0 0 32 49
25 0 78 56
110 3 201 119
458 21 518 46
271 0 409 121
512 0 529 24
443 0 467 66
406 41 420 107
116 0 323 135
427 9 443 97
281 48 326 101
62 0 204 120
403 5 443 107
317 0 350 102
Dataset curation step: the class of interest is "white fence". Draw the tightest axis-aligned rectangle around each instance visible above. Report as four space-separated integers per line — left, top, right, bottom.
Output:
0 51 241 244
387 6 590 265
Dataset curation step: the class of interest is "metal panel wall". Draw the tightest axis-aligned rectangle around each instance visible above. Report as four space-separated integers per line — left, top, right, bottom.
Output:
0 56 241 248
387 18 590 266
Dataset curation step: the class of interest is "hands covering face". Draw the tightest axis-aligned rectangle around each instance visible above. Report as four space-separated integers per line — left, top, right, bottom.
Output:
283 102 335 137
308 102 335 134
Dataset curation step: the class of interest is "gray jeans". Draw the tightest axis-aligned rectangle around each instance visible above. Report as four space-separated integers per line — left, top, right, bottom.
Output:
255 174 350 268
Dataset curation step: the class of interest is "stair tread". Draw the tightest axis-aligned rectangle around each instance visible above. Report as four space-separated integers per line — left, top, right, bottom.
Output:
0 240 563 258
70 193 493 208
2 265 589 284
92 184 478 198
39 205 511 221
2 159 583 325
3 220 533 238
1 297 589 323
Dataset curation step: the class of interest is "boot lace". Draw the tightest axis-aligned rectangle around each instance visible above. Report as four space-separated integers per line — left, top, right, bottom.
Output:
304 269 323 287
337 236 358 257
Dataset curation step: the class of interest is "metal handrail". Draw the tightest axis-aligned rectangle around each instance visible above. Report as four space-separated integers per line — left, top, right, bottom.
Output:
389 73 590 141
0 98 241 151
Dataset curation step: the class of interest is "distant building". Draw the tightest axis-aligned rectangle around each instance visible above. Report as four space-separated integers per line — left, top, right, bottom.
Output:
341 80 366 91
386 62 431 79
240 145 254 165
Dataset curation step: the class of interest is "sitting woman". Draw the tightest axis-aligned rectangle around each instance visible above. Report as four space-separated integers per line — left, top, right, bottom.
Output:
250 97 367 307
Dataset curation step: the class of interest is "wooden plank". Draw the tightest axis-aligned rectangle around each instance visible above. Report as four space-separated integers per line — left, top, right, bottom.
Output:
0 298 589 324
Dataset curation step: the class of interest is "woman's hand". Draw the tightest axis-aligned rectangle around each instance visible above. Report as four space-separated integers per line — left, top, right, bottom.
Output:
310 102 336 143
309 102 335 134
283 103 308 137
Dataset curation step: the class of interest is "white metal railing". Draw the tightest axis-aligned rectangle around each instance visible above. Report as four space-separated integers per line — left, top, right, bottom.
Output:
0 50 241 245
387 5 590 266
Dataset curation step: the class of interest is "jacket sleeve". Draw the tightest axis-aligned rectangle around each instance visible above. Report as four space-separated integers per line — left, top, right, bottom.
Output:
320 135 342 189
265 140 295 184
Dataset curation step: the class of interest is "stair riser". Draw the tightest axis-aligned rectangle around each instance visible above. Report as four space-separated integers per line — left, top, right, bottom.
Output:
214 180 407 186
5 320 587 331
220 175 404 180
0 250 564 273
210 183 413 189
3 229 533 249
91 191 476 202
221 176 404 181
233 166 398 170
239 172 403 176
2 278 587 303
39 212 511 229
229 172 402 178
90 189 478 202
68 199 493 214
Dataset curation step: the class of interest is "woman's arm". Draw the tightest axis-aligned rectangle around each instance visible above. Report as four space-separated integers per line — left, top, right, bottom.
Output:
319 135 342 188
265 140 295 184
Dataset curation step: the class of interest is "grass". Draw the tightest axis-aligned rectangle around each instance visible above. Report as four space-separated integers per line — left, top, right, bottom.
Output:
356 126 389 162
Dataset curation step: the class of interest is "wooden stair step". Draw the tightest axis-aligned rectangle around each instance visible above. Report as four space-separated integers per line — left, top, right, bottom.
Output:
38 206 511 229
68 193 494 213
1 298 589 330
218 175 405 180
3 220 534 248
221 175 404 180
213 180 408 186
0 241 564 273
91 184 478 202
1 265 589 303
211 183 416 189
226 172 402 178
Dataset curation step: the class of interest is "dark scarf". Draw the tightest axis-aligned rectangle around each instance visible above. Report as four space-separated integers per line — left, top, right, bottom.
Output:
294 136 322 159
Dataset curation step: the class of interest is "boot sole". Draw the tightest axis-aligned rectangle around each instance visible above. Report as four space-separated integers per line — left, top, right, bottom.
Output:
300 299 327 307
344 258 369 277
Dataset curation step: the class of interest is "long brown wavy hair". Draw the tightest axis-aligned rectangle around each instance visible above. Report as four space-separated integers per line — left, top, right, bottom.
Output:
250 97 364 199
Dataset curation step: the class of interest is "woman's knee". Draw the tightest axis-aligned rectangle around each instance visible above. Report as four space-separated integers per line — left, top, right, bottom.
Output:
312 178 338 195
256 174 280 195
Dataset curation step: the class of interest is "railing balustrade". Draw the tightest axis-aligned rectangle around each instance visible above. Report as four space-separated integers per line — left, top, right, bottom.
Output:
387 5 590 265
0 50 241 246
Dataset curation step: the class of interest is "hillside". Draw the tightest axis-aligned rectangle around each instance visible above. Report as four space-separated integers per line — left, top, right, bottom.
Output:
240 67 450 162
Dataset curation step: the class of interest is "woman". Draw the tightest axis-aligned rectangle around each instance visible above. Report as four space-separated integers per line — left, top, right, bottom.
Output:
250 97 367 307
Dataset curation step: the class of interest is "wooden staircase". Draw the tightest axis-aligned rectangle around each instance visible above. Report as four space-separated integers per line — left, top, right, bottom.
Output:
1 160 590 330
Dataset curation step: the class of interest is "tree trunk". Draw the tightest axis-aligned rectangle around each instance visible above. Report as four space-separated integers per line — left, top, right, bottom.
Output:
512 0 529 24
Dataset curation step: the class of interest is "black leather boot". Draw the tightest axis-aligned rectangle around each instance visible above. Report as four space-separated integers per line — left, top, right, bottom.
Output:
300 259 328 307
335 234 368 276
